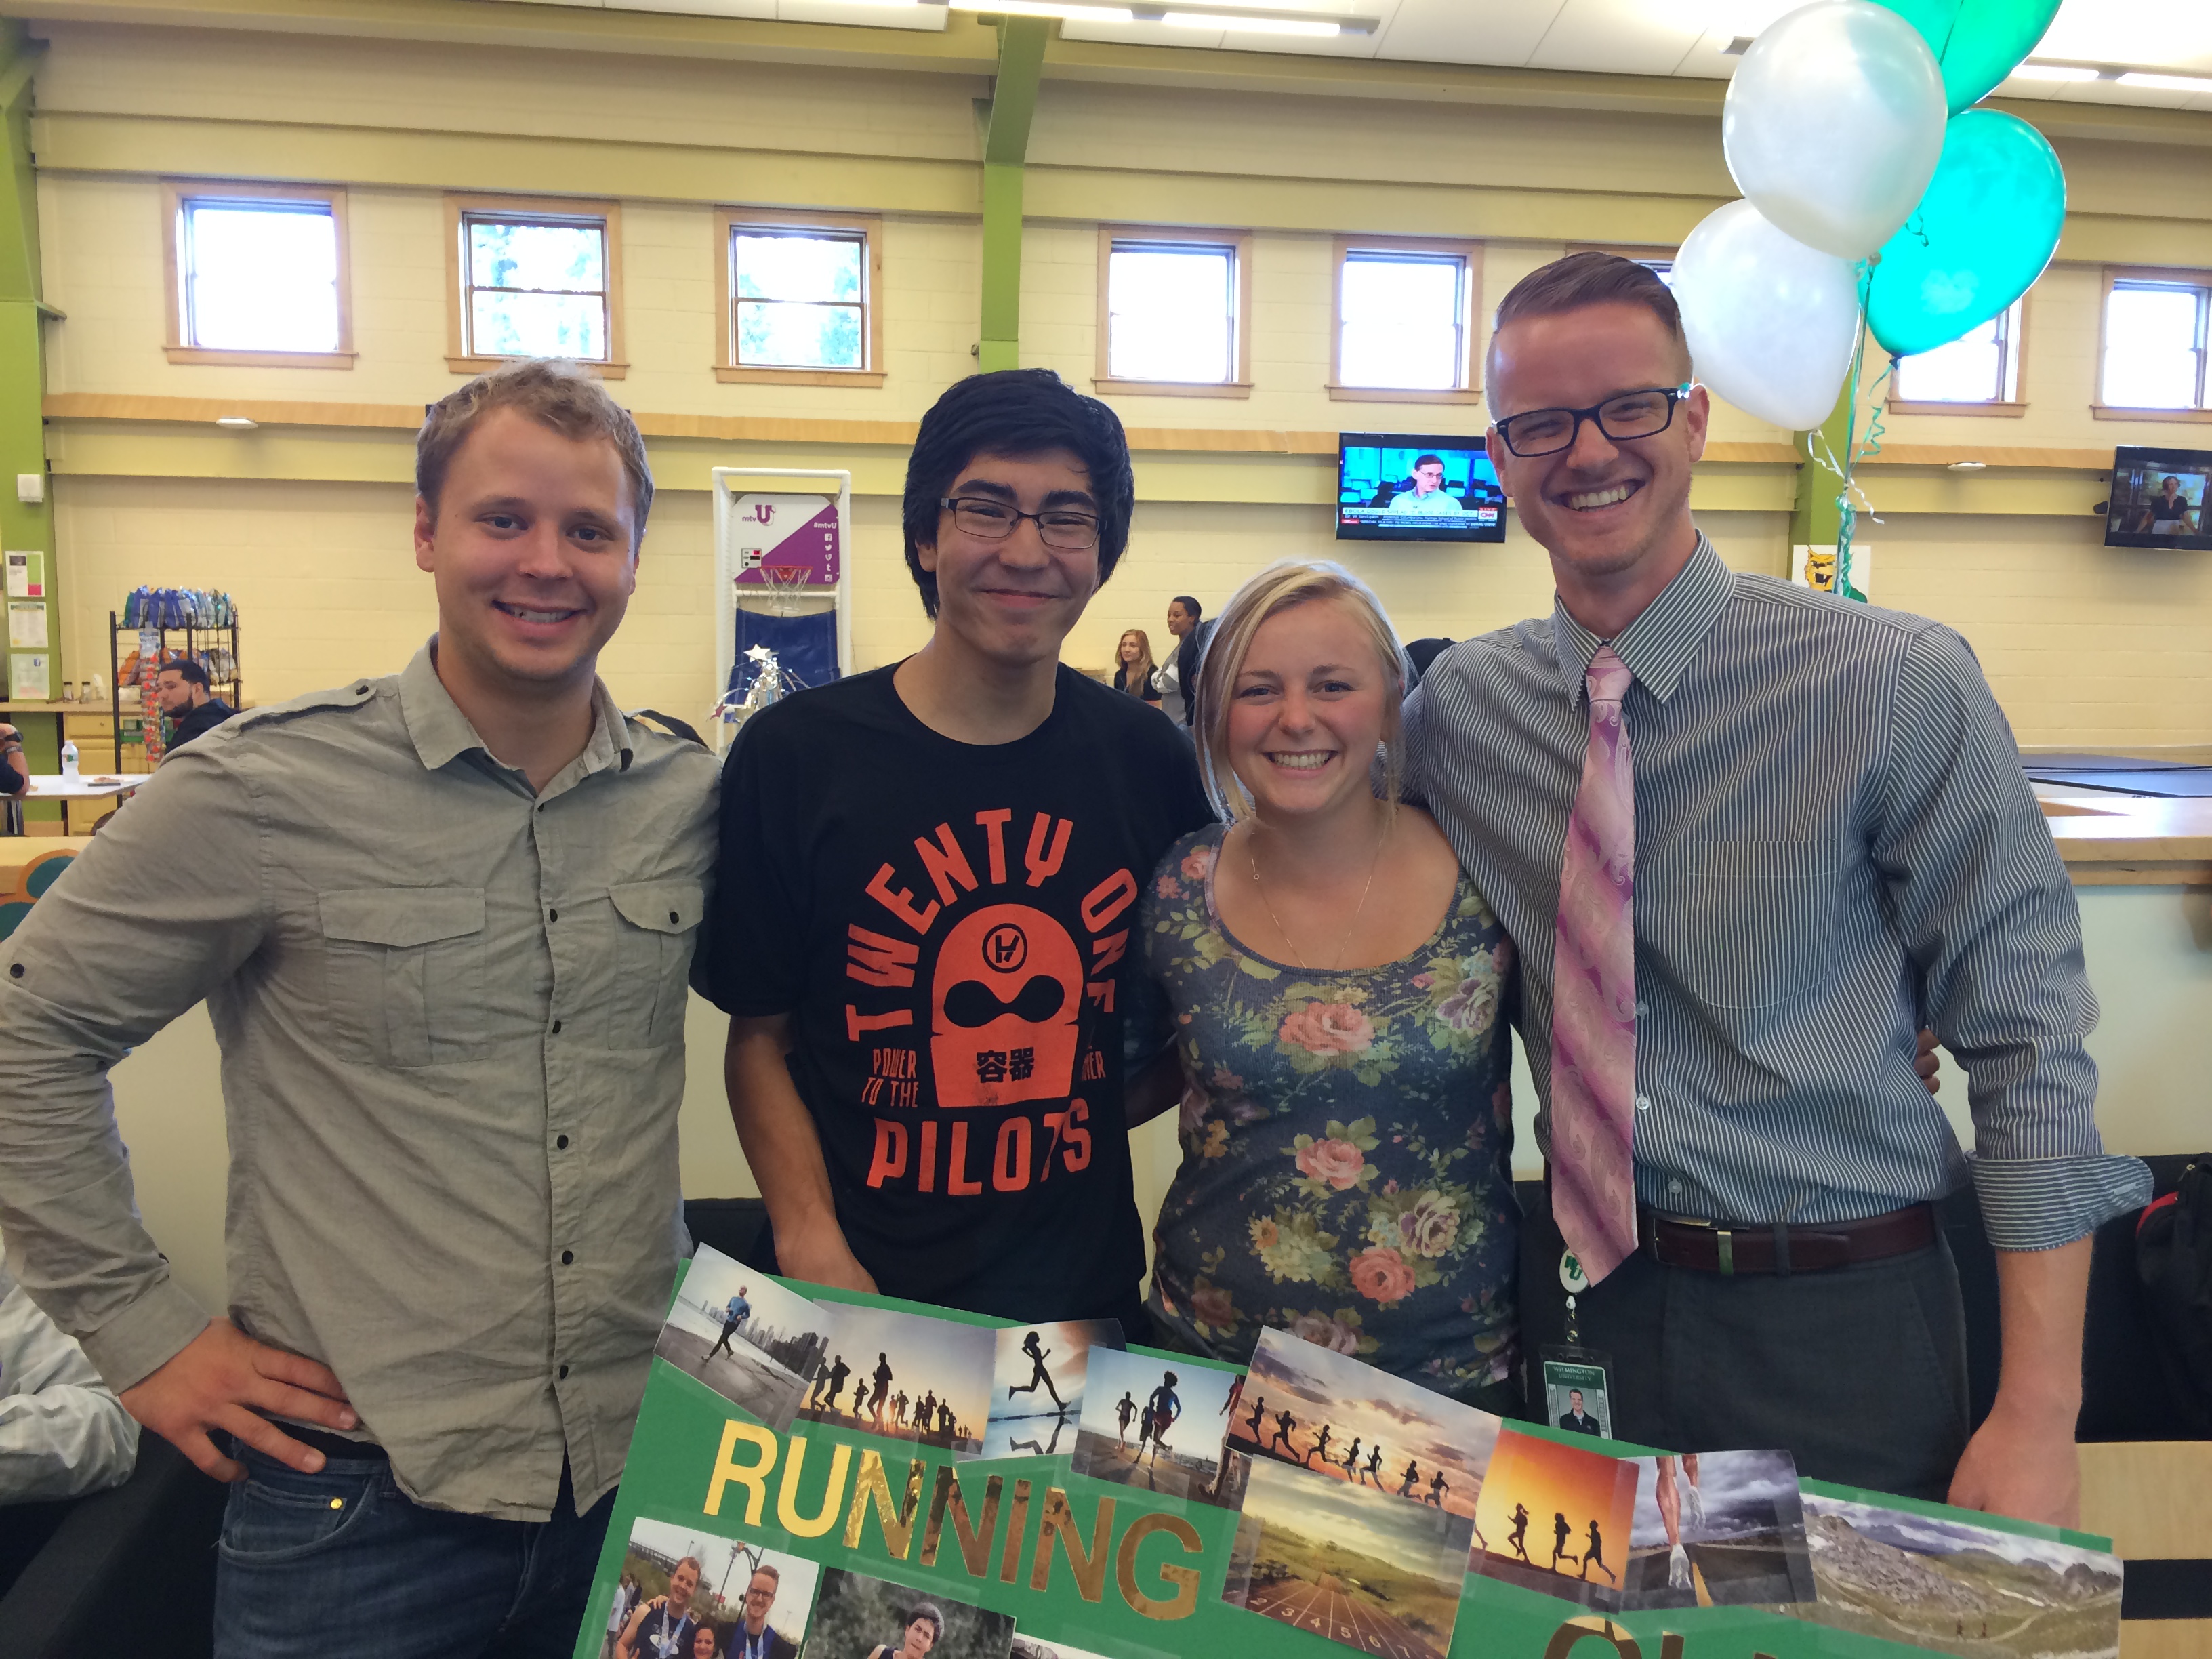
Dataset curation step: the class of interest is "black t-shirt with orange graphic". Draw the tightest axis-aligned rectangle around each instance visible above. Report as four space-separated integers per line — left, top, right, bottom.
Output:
693 664 1213 1326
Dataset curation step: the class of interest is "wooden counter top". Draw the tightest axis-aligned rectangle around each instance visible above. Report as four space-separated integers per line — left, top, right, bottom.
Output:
2044 795 2212 885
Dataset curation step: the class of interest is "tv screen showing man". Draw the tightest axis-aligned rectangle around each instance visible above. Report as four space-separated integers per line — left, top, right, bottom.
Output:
1337 434 1505 543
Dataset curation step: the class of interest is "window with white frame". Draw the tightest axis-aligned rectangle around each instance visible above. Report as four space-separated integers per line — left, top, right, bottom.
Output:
716 210 882 383
2102 272 2210 411
164 182 350 363
447 197 623 373
1334 241 1479 394
1894 300 2024 406
1099 228 1250 390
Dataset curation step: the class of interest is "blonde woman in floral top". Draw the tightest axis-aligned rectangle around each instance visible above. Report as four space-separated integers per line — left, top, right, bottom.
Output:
1142 560 1519 1410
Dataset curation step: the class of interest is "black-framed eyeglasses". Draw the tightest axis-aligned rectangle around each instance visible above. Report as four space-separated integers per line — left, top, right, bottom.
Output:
1492 382 1698 459
939 496 1101 552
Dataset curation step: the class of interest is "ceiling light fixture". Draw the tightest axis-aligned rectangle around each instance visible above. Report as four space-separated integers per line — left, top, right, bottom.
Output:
980 0 1136 18
2008 62 2100 81
1946 460 1988 472
1163 9 1347 33
214 416 258 430
2118 70 2212 94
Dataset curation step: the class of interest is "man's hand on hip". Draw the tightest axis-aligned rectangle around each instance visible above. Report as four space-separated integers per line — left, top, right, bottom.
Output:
1947 1399 2081 1527
120 1315 357 1481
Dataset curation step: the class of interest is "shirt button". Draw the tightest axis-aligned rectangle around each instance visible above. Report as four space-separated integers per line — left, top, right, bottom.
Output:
7 964 19 979
1635 1002 1649 1018
551 1020 562 1035
561 1250 574 1265
669 910 680 924
548 909 558 924
1666 1179 1684 1195
1635 1094 1652 1112
556 1134 570 1150
558 1363 569 1380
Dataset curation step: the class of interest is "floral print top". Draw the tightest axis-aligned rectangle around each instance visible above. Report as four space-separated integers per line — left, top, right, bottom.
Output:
1142 824 1521 1404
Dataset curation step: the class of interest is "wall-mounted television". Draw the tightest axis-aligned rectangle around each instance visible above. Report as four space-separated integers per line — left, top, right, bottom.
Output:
2106 445 2210 550
1336 433 1506 543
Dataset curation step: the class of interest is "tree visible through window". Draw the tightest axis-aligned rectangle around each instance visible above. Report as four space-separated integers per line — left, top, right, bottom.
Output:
464 214 609 361
734 230 865 369
178 197 340 353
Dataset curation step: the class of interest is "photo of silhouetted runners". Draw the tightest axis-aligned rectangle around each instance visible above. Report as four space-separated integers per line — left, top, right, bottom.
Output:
799 1568 1012 1659
797 1302 994 1456
1221 1452 1475 1659
1618 1450 1815 1610
1069 1345 1244 1505
653 1246 834 1433
979 1318 1122 1460
1782 1492 2121 1659
1223 1328 1502 1525
1471 1427 1639 1609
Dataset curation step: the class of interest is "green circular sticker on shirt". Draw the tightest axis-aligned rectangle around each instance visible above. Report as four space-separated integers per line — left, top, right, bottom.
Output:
1560 1249 1589 1294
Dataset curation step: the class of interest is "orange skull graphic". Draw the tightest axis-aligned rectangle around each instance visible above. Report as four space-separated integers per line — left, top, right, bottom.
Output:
929 903 1084 1107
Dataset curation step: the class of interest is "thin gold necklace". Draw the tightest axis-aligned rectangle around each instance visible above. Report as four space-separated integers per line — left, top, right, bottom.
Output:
1244 817 1388 970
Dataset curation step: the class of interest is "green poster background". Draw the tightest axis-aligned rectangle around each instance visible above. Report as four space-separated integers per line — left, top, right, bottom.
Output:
573 1277 2114 1659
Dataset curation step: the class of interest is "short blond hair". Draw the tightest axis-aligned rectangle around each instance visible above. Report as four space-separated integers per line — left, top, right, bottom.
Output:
416 358 653 547
1193 559 1410 822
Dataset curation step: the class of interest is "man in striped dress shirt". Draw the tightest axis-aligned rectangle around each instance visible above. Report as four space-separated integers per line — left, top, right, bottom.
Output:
1403 253 2150 1521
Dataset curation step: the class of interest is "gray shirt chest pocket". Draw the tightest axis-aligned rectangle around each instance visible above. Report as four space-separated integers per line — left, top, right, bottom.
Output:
319 888 489 1067
1666 840 1840 1010
607 878 705 1048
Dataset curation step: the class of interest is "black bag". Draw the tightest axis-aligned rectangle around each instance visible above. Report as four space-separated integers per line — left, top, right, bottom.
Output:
2136 1156 2212 1436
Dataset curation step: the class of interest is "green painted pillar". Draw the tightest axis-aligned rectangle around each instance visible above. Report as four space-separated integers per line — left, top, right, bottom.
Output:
1788 379 1858 598
977 18 1047 375
0 24 62 822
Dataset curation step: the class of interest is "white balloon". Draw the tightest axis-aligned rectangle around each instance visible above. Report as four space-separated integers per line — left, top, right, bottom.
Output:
1723 0 1946 260
1672 199 1863 432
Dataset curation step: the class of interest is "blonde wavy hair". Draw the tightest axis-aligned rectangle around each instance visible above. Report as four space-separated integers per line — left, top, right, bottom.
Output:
1193 559 1410 822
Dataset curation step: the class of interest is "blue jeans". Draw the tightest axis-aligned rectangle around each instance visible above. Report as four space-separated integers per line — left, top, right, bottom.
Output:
213 1441 614 1659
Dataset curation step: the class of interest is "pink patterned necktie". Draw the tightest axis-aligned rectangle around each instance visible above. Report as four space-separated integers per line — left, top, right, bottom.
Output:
1550 644 1639 1285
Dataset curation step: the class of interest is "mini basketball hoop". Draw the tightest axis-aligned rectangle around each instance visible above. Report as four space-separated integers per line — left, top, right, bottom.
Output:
760 561 814 616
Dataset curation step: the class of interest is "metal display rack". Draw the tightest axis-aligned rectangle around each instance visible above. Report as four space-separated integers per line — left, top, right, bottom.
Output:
108 608 243 771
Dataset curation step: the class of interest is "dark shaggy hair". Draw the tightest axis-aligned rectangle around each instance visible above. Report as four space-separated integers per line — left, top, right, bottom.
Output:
901 369 1135 619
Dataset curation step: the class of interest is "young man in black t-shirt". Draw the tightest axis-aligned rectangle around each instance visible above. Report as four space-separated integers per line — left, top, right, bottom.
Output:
692 369 1214 1333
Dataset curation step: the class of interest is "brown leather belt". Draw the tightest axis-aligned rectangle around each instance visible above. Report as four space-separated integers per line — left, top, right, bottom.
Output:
1641 1202 1936 1275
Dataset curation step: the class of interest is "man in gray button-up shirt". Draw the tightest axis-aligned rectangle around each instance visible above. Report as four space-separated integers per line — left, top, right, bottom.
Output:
0 361 718 1654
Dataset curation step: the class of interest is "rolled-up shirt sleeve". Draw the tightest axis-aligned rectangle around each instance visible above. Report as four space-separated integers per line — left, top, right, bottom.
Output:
1872 623 2152 1250
0 746 270 1389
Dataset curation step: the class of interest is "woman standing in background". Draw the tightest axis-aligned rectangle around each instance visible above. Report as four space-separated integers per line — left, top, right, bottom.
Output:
1112 628 1162 703
1141 560 1520 1412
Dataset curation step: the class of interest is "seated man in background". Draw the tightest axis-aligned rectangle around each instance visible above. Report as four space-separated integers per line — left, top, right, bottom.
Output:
0 1238 139 1598
1404 252 2149 1520
155 657 236 752
0 722 26 797
693 368 1212 1334
0 358 719 1656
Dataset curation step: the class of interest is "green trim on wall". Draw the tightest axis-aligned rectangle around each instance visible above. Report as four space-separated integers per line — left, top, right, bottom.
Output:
1 20 61 822
977 18 1046 375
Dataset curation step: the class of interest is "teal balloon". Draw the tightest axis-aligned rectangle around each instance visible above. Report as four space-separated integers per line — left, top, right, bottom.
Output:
1871 0 2062 112
1868 108 2064 358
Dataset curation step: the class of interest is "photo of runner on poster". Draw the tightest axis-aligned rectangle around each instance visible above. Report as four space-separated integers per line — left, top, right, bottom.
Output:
1069 1346 1243 1504
1225 1328 1504 1523
1618 1450 1814 1610
801 1303 994 1454
653 1247 833 1433
1471 1427 1641 1608
979 1319 1122 1460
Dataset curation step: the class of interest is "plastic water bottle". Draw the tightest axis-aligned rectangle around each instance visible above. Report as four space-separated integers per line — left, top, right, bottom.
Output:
60 739 78 781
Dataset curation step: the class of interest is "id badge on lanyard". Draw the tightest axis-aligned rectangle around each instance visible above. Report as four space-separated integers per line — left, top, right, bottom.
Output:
1538 1246 1617 1439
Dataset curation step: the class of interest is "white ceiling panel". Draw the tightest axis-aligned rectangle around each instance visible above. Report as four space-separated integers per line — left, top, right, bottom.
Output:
1523 0 1715 77
1372 0 1569 68
775 0 945 27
